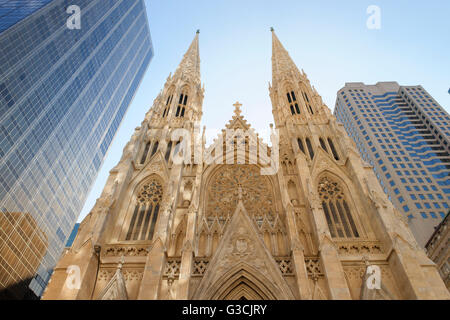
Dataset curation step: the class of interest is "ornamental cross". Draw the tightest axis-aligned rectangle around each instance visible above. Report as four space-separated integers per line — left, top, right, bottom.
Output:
233 101 242 116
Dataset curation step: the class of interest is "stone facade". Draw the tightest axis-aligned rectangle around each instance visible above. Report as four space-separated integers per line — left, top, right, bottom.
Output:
425 211 449 291
42 31 449 300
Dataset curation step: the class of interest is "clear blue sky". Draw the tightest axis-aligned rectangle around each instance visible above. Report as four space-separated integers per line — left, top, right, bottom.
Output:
78 0 450 222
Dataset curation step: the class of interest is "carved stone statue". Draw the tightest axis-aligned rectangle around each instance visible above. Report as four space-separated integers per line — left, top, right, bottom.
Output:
166 274 176 300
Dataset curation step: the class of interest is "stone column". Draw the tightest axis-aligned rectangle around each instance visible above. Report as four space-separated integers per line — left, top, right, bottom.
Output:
137 239 166 300
176 241 194 299
283 201 311 299
275 154 312 299
42 241 99 300
295 154 351 300
291 241 312 299
317 234 351 299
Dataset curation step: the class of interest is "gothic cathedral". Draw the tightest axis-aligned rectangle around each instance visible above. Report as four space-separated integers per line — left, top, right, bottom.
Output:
43 31 449 300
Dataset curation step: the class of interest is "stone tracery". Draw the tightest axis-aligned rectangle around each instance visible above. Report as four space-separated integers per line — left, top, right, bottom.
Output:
206 165 276 224
125 179 163 241
318 176 359 239
199 164 289 257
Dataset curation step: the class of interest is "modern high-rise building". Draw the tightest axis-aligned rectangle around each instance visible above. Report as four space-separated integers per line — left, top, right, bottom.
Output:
0 0 153 299
334 82 450 247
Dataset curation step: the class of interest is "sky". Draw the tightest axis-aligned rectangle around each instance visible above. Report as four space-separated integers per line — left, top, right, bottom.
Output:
78 0 450 222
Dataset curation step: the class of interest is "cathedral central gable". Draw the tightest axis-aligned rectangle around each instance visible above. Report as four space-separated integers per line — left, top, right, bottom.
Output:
193 199 294 300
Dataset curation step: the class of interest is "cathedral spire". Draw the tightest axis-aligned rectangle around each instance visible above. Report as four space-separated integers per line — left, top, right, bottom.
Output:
271 29 301 85
173 31 201 84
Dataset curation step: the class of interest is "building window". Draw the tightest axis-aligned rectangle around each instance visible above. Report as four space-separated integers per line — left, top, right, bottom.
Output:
297 138 305 154
306 138 314 160
302 91 314 114
140 142 151 164
125 179 163 241
162 91 174 118
319 138 328 152
150 141 159 158
176 90 188 117
327 138 339 160
318 177 359 238
165 141 173 162
287 91 300 115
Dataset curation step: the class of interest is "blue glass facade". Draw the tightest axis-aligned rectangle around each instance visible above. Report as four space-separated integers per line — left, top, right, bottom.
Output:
65 223 79 247
0 0 53 33
334 82 450 247
0 0 153 298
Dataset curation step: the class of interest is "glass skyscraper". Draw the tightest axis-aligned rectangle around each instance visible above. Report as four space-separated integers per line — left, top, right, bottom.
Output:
0 0 153 299
334 82 450 247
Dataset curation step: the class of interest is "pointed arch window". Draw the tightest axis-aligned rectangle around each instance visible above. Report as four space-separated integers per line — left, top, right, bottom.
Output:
297 138 305 154
305 138 314 160
287 91 300 115
318 177 359 238
176 91 189 118
319 138 328 152
150 141 159 158
163 92 173 118
165 141 173 162
302 91 314 114
125 180 163 241
327 138 340 161
140 142 151 164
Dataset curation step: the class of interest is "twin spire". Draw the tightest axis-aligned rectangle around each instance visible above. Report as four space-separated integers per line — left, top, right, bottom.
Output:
173 31 201 85
271 29 302 85
173 29 302 88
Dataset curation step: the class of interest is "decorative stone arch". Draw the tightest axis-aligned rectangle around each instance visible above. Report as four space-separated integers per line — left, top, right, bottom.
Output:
192 200 295 300
117 173 167 242
164 84 176 97
197 263 283 300
314 170 366 239
280 79 297 96
170 214 186 257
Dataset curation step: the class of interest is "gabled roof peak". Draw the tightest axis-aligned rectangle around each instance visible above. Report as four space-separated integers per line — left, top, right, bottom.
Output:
225 101 251 130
